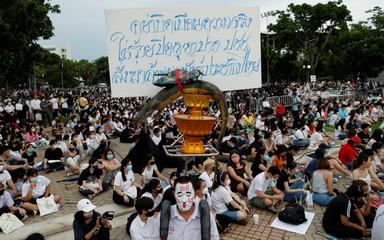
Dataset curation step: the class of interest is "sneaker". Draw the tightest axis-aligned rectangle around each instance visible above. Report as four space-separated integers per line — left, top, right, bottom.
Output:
267 205 278 213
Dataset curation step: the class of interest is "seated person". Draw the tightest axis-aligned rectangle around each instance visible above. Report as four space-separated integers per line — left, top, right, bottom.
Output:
43 140 64 173
250 147 268 178
78 158 106 199
100 149 121 187
0 182 27 220
372 205 384 240
352 152 384 191
309 125 330 149
129 197 159 240
21 168 61 213
21 143 37 167
322 184 368 239
226 151 253 196
0 157 18 197
113 159 139 207
217 137 237 163
73 199 112 240
141 154 169 186
312 158 337 206
187 157 204 176
64 142 81 177
211 171 249 224
292 123 310 148
276 162 307 203
198 158 215 189
139 179 163 210
247 166 283 213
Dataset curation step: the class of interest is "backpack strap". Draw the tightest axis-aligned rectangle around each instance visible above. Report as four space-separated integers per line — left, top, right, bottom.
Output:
200 199 211 240
160 200 171 240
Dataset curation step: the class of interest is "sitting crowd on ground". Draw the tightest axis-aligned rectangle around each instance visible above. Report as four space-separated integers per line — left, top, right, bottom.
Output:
0 82 384 239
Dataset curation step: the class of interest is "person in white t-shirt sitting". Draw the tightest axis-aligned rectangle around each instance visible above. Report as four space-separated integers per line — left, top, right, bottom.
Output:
198 158 215 189
211 171 249 224
247 166 283 213
140 179 163 210
141 154 169 186
151 127 162 146
113 159 140 207
0 182 27 220
21 168 61 213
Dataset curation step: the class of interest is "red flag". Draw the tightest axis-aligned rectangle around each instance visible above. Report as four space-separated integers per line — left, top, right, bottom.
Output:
175 69 183 93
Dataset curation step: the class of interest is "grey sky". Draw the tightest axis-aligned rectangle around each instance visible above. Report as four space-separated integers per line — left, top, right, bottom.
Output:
39 0 382 60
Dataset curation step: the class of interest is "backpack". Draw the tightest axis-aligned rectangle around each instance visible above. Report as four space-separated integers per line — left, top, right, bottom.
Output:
278 203 307 225
160 199 210 240
126 212 139 236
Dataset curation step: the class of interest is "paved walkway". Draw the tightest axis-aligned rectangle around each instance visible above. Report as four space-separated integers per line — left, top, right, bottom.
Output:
0 137 352 239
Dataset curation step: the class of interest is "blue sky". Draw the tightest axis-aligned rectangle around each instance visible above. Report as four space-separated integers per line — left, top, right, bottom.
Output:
39 0 382 60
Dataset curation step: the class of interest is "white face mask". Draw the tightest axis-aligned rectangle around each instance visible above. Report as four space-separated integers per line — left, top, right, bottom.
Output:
175 182 195 212
202 188 209 195
0 165 4 172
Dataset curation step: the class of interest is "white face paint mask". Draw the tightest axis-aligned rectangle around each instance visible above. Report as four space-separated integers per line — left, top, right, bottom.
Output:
175 182 195 212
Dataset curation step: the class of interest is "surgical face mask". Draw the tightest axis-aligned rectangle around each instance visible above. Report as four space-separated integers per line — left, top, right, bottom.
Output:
83 211 93 218
263 154 271 162
27 147 34 153
107 154 114 160
170 179 175 186
175 182 195 212
202 188 209 195
0 165 4 172
127 165 132 171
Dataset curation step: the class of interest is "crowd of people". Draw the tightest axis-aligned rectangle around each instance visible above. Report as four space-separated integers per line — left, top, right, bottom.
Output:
0 81 383 239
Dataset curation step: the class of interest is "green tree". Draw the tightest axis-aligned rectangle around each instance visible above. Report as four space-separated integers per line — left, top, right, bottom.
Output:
268 1 352 81
0 0 60 89
93 56 110 85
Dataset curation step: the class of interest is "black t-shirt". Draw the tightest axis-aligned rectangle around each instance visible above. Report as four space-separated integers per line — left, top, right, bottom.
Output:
322 194 356 229
247 141 262 155
73 211 103 240
44 148 63 160
276 170 289 192
276 169 289 192
220 141 234 154
357 131 370 144
22 152 37 165
251 158 267 178
78 167 103 185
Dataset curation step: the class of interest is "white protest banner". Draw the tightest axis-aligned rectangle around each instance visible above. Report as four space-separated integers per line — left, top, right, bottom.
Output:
105 5 261 97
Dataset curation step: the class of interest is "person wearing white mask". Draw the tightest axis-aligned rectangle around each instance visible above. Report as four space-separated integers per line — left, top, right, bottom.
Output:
4 101 15 114
211 171 249 224
161 176 219 240
0 147 18 197
43 140 64 173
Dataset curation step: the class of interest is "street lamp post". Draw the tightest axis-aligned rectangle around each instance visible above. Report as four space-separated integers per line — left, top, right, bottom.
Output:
60 62 64 88
261 11 275 86
303 65 311 82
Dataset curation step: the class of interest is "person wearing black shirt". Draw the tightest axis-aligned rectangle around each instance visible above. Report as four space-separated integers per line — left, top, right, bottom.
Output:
22 143 37 166
251 147 267 178
78 158 105 199
357 123 370 145
217 137 237 163
322 184 367 239
73 199 111 240
43 140 64 172
275 162 307 203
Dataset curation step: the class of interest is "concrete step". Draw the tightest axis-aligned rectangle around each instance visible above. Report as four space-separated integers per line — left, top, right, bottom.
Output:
3 204 135 240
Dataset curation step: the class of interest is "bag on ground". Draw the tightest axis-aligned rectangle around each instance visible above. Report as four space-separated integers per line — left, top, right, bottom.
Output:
278 203 307 225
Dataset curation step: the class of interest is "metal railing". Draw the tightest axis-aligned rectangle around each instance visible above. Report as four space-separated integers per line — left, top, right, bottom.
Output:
250 89 383 112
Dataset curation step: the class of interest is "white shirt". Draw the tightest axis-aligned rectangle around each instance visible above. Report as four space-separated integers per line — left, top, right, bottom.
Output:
30 99 41 110
114 171 134 192
309 132 323 145
15 103 23 111
22 175 51 198
61 98 68 108
255 119 265 130
51 98 58 109
152 135 162 145
4 104 15 113
141 192 163 209
211 186 233 214
372 205 384 240
0 170 12 187
142 165 158 181
0 191 14 209
165 203 219 240
247 172 272 200
294 129 306 140
198 171 214 188
130 215 160 240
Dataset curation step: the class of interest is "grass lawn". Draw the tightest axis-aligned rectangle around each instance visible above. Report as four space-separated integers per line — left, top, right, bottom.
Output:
324 120 383 134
